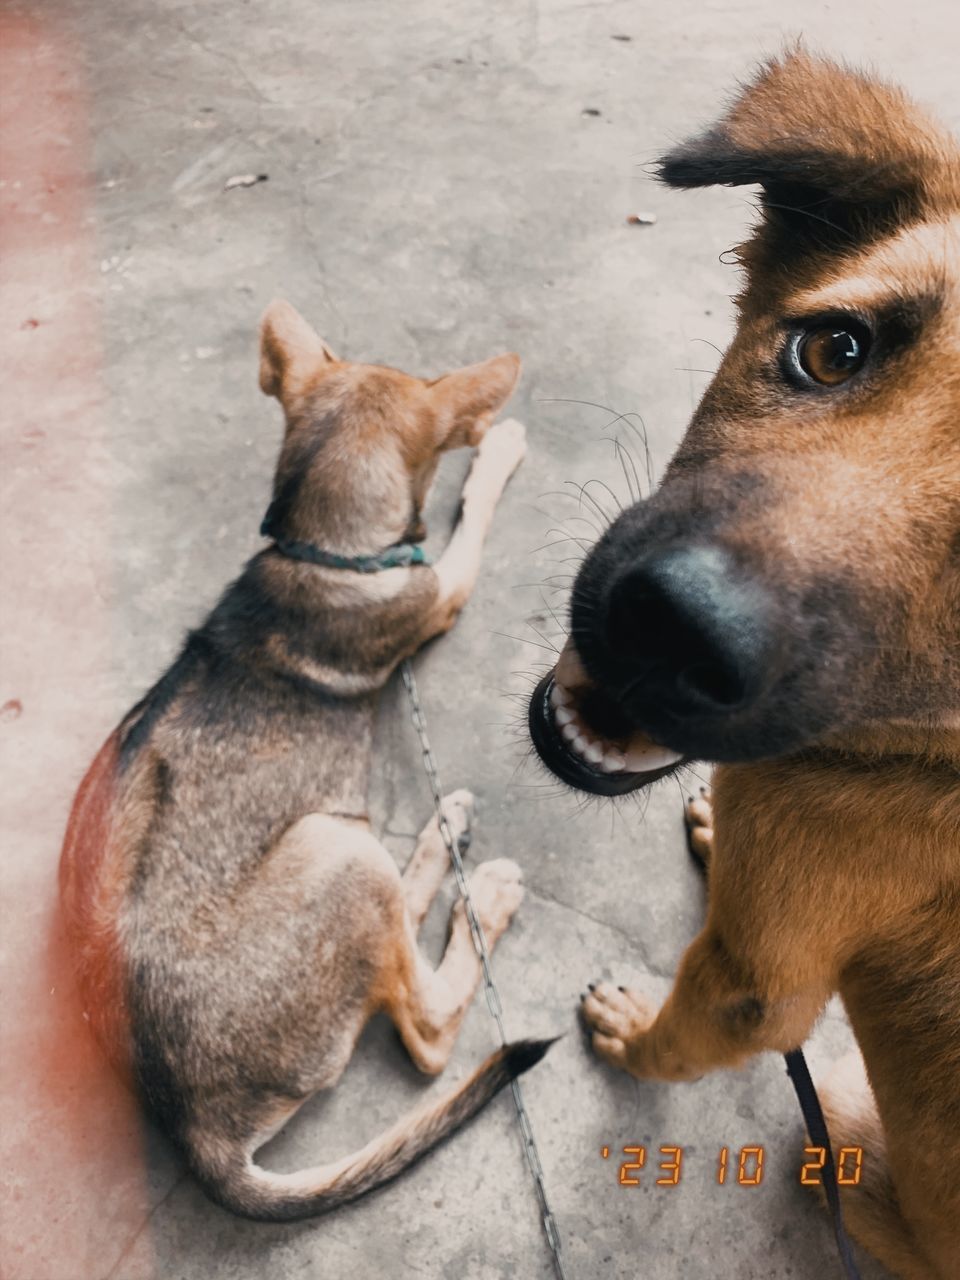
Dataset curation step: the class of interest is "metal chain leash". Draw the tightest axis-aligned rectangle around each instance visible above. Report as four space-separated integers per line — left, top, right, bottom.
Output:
399 659 568 1280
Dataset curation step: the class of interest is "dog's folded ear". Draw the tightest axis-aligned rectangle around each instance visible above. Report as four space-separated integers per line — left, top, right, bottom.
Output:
259 300 338 403
428 353 521 446
657 49 959 233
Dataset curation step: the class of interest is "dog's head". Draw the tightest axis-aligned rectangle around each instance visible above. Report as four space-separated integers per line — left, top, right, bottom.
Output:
529 51 960 796
259 300 520 554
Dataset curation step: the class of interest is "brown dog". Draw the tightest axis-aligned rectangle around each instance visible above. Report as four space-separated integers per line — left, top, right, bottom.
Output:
528 52 960 1279
58 302 550 1221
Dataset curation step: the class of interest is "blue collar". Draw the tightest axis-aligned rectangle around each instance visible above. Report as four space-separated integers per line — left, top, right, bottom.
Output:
260 512 431 574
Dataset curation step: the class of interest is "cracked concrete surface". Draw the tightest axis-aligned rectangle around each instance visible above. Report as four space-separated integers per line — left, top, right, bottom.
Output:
2 1 956 1277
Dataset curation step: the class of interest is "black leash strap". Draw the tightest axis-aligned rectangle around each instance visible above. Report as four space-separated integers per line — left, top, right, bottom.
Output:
784 1048 862 1279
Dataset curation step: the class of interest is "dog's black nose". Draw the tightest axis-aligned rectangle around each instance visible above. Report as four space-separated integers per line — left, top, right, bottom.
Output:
605 545 773 716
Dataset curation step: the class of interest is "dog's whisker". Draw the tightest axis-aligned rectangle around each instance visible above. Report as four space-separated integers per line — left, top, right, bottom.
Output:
509 581 572 593
612 436 642 504
558 513 604 533
524 502 600 539
762 198 856 242
691 336 726 360
491 630 558 654
530 534 593 554
574 476 623 518
563 479 616 526
523 619 562 653
536 593 569 643
537 488 604 506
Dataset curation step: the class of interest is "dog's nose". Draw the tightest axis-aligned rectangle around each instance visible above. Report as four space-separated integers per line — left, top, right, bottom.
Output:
605 545 773 716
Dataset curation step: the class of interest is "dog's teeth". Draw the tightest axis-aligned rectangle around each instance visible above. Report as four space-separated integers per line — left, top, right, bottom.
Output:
584 742 604 766
599 749 625 773
550 681 572 710
572 734 588 754
623 744 684 772
561 721 579 743
554 706 574 727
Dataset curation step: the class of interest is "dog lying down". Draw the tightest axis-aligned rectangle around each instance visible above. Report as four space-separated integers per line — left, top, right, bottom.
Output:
59 306 551 1221
528 51 960 1280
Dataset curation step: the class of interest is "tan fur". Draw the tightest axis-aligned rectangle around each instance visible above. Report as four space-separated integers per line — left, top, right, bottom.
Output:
576 53 960 1278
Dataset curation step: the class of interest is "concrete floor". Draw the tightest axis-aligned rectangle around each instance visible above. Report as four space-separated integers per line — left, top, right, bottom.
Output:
2 1 957 1277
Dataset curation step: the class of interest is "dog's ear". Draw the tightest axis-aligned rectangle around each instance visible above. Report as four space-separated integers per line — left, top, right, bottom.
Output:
429 353 521 445
657 50 958 234
259 300 338 402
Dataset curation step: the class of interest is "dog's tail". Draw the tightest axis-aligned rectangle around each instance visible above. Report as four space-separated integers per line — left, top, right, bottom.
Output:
187 1038 554 1222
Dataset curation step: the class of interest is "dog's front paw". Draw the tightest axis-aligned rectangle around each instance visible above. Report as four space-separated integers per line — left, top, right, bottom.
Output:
460 857 524 942
581 981 657 1074
685 786 714 873
474 417 527 486
482 414 527 459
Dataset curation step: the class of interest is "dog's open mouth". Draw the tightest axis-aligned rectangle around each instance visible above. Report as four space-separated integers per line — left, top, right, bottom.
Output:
528 639 684 796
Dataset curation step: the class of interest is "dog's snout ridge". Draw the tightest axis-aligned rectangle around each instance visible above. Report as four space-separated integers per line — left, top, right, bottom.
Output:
605 545 774 718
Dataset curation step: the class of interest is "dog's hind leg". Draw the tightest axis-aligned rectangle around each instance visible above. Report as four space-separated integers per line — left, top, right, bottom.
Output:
402 790 474 932
178 818 540 1222
817 1053 938 1280
384 858 524 1076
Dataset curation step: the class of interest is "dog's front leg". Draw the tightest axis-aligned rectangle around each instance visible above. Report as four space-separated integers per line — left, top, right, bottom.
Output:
582 928 829 1082
425 417 526 636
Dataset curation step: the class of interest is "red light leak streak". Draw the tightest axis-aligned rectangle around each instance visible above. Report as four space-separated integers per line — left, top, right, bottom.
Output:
0 14 156 1280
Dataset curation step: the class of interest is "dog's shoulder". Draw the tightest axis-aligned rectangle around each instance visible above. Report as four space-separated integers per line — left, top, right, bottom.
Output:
118 549 438 765
237 550 440 696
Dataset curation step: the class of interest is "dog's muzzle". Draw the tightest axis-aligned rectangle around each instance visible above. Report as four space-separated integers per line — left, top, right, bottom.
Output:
527 640 684 797
527 543 788 796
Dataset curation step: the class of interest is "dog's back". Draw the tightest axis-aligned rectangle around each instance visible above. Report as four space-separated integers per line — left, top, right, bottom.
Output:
60 548 428 1117
59 317 545 1220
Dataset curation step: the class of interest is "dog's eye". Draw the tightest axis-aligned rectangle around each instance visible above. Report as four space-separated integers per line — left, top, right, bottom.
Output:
793 324 870 386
